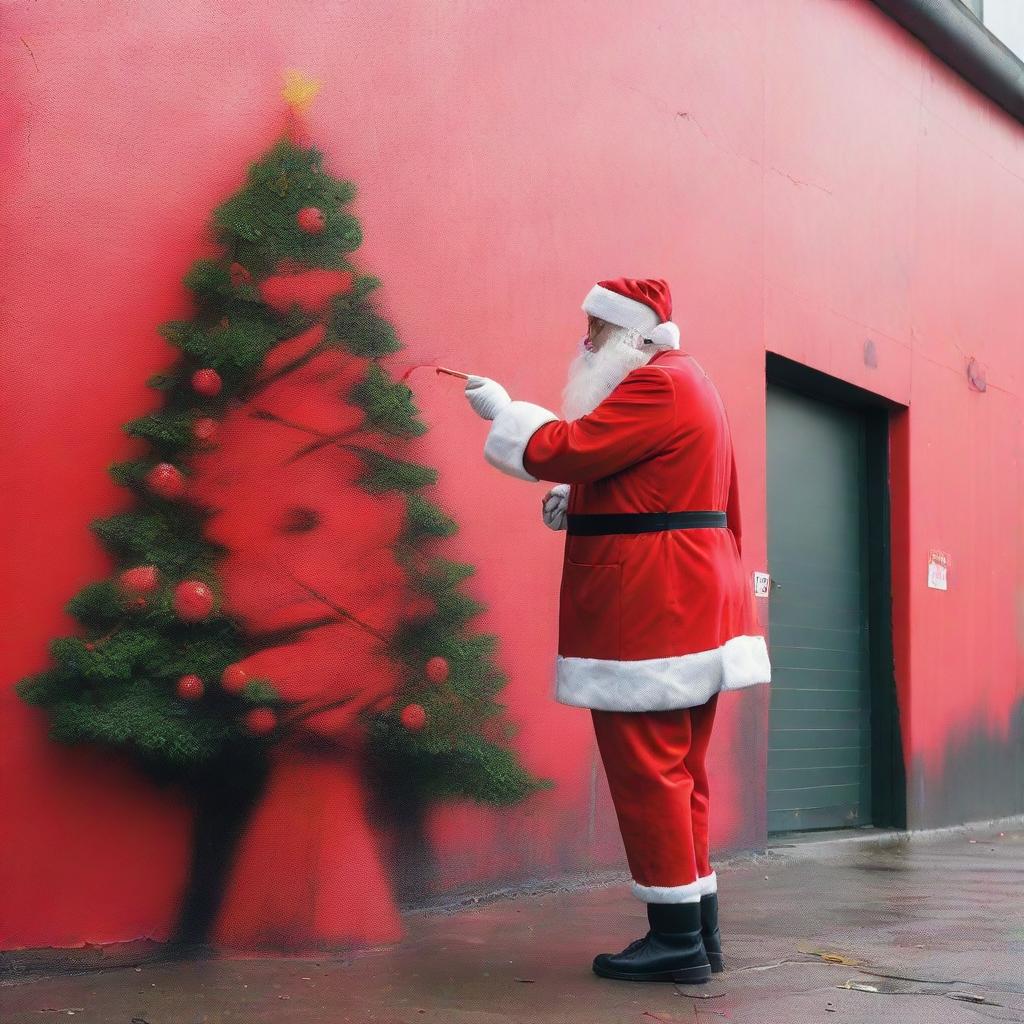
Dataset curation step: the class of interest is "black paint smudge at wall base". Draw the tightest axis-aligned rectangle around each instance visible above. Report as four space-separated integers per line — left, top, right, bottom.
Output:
171 744 271 947
366 765 438 909
908 698 1024 830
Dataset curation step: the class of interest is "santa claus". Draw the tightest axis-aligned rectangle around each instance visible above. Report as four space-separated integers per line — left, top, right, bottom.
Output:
463 278 771 984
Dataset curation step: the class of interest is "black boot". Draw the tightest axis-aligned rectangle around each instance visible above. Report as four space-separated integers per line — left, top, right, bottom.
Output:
700 893 723 973
592 901 711 983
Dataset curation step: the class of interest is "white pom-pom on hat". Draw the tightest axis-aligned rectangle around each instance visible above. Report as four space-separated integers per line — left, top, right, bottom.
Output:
645 321 680 349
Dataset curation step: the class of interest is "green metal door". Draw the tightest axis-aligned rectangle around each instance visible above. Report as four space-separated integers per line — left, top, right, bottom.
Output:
767 385 872 833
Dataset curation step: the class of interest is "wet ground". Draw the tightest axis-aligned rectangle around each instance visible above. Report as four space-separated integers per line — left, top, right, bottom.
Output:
3 822 1023 1023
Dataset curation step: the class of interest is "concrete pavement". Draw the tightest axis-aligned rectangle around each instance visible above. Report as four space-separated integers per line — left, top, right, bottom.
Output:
3 821 1023 1023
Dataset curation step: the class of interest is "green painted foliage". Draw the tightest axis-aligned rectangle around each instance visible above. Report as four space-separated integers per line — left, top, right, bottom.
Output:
367 721 550 806
213 141 361 273
65 581 125 629
123 410 198 451
46 681 236 766
90 509 218 574
350 363 427 437
18 133 548 809
331 301 401 358
405 494 459 541
355 449 438 494
241 680 283 705
159 314 278 384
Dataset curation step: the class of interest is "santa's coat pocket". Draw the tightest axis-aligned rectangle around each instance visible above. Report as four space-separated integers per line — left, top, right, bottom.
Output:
558 560 622 660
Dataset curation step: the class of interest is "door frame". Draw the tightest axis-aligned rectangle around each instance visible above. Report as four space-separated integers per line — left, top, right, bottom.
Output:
766 353 906 830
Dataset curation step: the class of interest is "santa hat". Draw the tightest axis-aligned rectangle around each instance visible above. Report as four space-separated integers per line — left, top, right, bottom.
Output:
582 278 680 349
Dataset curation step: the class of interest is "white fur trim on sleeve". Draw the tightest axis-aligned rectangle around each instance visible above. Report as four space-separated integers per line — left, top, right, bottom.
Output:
484 401 559 482
645 321 680 348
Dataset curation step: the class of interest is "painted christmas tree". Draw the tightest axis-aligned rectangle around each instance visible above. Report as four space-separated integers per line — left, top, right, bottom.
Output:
18 81 546 944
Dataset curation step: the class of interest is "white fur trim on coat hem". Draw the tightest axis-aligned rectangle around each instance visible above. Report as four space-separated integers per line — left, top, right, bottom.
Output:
555 635 771 711
483 401 559 482
699 871 718 896
631 877 704 904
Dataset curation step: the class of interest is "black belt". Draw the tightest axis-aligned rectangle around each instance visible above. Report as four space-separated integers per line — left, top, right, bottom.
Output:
566 510 728 536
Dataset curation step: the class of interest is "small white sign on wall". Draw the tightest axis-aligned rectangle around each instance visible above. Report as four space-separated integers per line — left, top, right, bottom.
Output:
753 571 771 598
927 550 949 591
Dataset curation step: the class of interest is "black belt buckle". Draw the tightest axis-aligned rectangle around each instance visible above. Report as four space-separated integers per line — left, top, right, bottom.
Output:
566 510 728 536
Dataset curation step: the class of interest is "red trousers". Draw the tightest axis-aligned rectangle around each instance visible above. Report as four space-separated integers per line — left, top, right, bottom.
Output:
591 694 719 903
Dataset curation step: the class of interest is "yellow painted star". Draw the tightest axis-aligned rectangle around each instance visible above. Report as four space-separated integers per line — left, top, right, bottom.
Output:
282 70 322 112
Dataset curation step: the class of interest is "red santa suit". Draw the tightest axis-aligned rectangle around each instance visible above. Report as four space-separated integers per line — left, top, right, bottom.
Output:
477 278 771 906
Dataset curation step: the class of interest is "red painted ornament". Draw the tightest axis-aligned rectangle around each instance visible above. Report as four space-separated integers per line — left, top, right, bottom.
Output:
172 580 215 622
297 206 326 234
400 703 427 731
245 708 277 736
84 642 96 652
192 417 219 443
146 462 186 500
176 674 204 701
133 597 148 609
191 368 222 397
229 262 252 286
119 565 160 595
221 663 248 694
425 656 449 684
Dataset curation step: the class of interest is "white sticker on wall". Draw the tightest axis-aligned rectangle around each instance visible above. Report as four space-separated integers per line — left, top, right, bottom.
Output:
927 550 949 591
753 571 771 598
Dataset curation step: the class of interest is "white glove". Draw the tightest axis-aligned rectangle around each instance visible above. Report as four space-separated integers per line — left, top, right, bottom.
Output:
464 375 512 420
541 484 570 531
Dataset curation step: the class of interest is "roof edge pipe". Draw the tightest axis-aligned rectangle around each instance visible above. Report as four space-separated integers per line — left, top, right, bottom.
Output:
871 0 1024 124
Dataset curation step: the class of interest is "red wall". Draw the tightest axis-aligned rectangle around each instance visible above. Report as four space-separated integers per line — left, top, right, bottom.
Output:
2 0 1023 950
758 2 1024 818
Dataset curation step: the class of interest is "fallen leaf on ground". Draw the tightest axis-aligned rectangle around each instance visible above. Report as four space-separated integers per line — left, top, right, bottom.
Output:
798 946 862 966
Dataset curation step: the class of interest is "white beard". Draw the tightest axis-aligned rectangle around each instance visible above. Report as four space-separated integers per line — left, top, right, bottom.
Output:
561 328 655 420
